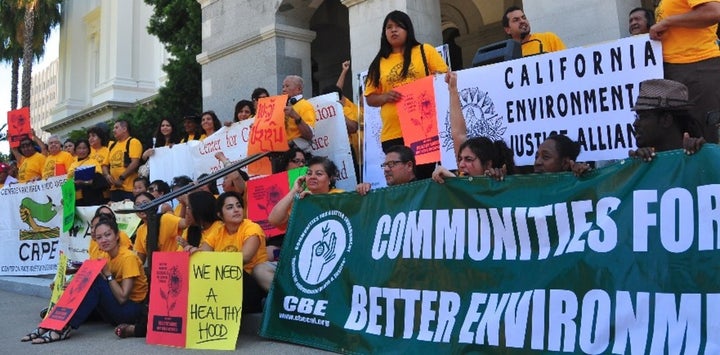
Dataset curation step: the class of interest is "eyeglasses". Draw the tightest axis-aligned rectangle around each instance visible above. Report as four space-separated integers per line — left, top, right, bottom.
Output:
19 143 33 148
290 158 306 165
457 156 478 164
380 160 406 169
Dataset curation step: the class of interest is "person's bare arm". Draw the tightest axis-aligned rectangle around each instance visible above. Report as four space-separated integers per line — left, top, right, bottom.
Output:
336 60 350 89
650 2 720 39
446 72 467 157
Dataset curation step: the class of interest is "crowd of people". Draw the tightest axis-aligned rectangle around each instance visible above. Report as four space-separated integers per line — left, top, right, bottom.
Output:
13 3 718 346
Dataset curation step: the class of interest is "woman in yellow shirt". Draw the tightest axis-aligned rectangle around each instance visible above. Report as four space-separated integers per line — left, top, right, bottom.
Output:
176 191 223 248
185 191 267 313
22 217 148 344
132 192 188 264
68 139 108 206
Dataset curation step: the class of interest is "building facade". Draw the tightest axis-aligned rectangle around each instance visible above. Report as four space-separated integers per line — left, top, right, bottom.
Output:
30 59 59 141
45 0 168 137
45 0 654 135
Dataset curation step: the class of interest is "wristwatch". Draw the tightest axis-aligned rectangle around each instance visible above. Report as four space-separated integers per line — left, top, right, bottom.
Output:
105 274 114 281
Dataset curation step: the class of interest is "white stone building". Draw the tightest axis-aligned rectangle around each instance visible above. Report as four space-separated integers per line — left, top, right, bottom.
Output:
30 59 58 141
44 0 654 135
198 0 654 122
44 0 168 137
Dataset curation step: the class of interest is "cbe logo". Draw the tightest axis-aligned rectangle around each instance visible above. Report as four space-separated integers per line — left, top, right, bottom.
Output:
291 210 353 294
282 296 327 316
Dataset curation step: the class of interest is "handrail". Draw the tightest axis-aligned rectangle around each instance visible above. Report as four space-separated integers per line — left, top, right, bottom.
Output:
115 151 269 275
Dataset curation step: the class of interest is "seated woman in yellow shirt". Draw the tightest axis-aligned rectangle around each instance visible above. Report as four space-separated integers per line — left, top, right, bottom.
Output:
132 192 188 264
184 191 267 313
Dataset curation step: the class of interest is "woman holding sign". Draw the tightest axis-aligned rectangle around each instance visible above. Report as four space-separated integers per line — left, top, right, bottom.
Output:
68 139 108 206
21 217 148 344
365 11 447 154
185 191 268 313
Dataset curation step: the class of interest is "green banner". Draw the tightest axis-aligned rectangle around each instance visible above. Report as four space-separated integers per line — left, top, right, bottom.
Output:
260 145 720 354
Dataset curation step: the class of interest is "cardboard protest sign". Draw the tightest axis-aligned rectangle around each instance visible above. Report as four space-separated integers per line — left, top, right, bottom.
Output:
7 107 31 148
45 252 68 318
248 95 289 175
395 75 441 164
147 252 190 347
146 252 244 350
246 172 291 238
39 258 106 331
186 252 244 350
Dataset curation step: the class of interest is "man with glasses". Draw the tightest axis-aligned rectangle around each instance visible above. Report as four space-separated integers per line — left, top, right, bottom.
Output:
356 145 416 195
11 134 46 183
629 79 705 161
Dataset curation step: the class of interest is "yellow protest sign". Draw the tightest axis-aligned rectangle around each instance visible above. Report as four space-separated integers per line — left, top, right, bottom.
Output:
185 252 244 350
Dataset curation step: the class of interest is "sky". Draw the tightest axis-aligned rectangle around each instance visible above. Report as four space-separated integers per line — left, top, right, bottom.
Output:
0 27 59 156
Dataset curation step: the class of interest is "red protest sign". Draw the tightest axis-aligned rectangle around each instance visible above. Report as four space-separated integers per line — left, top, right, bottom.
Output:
246 171 290 237
248 95 289 175
39 259 107 331
147 252 190 347
395 76 441 164
7 107 31 148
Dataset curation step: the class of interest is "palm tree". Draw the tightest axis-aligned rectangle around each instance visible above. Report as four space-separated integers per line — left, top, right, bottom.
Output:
20 0 62 108
0 1 23 110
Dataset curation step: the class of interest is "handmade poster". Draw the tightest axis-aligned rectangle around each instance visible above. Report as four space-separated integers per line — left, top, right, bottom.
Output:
7 107 31 148
147 251 190 347
395 75 441 164
39 258 106 331
45 252 68 318
186 252 244 350
146 252 244 350
61 179 75 232
248 95 289 175
247 172 290 238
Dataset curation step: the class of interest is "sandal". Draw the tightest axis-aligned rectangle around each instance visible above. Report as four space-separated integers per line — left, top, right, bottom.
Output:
31 326 71 344
114 324 135 338
20 327 46 342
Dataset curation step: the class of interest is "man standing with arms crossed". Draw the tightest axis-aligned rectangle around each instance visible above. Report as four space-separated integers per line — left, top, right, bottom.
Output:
650 0 720 143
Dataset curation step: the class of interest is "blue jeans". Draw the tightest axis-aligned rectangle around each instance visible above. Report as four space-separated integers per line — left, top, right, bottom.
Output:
69 276 144 329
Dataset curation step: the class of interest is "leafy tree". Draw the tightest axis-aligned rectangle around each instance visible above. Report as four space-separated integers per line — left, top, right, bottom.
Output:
144 0 202 123
112 0 202 147
20 0 62 107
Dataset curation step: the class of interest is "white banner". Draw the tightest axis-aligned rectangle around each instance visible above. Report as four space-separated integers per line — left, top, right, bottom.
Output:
307 93 357 192
0 177 65 275
444 34 662 166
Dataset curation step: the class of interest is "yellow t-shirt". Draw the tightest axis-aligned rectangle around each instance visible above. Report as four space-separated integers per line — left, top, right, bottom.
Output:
88 231 133 260
133 213 183 256
656 0 720 63
286 98 317 141
108 247 148 303
180 133 199 143
90 146 109 168
364 43 448 142
104 137 142 192
521 32 566 57
42 151 75 179
176 220 224 251
343 97 361 155
18 152 46 183
202 219 267 274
